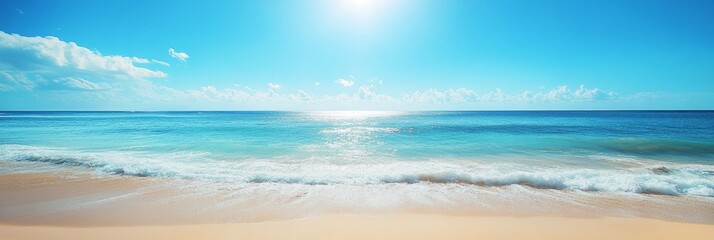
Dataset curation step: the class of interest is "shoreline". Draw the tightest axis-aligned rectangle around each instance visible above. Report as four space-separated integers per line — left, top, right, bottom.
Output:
2 162 714 239
2 214 714 240
2 162 714 227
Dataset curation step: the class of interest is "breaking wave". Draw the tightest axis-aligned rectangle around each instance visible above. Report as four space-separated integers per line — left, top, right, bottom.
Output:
1 144 713 197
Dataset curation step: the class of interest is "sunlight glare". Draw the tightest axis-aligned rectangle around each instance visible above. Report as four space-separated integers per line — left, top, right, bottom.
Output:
308 111 403 120
333 0 389 23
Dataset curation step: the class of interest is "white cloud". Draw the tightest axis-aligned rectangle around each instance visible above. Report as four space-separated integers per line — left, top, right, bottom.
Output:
168 48 189 62
355 85 394 102
403 85 616 104
573 84 616 100
403 88 477 103
131 57 150 64
157 83 400 109
479 88 509 102
54 77 111 91
0 31 166 79
151 59 170 67
131 57 170 67
521 85 617 102
0 33 622 110
144 83 619 111
335 78 354 87
0 31 166 92
0 71 35 91
177 85 316 105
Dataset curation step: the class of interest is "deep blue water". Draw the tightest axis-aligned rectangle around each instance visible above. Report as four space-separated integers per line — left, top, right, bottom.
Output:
1 111 713 196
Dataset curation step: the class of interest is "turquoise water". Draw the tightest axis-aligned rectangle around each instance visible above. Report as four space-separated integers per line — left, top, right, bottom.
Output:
1 111 714 197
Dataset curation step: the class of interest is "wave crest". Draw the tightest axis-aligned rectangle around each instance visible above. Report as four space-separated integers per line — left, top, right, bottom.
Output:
2 144 713 197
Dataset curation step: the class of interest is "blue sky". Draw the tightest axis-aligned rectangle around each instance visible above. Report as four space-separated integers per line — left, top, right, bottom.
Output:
1 0 713 110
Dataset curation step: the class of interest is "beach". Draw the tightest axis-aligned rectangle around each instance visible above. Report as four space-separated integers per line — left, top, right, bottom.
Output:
1 166 714 239
3 0 714 238
3 214 714 240
1 111 713 239
2 170 713 240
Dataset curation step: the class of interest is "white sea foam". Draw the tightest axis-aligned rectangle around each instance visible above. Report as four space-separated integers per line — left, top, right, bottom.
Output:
1 144 713 197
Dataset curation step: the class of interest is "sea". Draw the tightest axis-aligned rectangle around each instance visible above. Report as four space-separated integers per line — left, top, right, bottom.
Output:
1 111 713 222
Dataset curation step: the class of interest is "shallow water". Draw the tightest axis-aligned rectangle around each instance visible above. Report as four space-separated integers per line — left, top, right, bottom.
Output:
1 111 713 223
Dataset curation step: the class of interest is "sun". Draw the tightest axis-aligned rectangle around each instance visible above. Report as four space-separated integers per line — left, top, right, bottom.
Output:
321 0 399 43
335 0 385 18
342 0 379 10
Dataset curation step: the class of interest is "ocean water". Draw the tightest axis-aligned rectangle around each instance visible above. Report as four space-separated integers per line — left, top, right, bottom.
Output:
1 110 713 198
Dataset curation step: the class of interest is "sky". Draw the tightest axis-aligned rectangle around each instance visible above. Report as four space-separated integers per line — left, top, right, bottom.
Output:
0 0 713 110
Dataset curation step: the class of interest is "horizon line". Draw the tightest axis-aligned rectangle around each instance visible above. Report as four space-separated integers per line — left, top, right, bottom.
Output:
1 109 712 112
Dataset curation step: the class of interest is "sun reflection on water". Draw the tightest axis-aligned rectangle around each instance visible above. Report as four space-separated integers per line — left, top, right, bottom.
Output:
297 111 403 161
305 111 404 121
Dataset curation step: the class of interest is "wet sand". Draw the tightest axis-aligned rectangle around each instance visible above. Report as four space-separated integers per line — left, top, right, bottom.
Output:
1 163 713 239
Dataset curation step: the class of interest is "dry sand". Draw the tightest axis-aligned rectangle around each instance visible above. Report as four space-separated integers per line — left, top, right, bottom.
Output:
2 214 714 240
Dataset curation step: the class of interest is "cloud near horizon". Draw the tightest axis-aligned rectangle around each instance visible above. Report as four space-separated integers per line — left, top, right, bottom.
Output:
0 31 624 110
335 78 354 87
162 83 617 108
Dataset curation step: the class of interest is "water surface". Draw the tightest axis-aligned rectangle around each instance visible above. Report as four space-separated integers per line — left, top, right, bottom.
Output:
1 111 714 223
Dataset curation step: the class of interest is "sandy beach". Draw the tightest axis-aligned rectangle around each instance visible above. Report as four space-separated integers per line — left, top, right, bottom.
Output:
2 214 714 240
1 164 714 239
3 0 714 238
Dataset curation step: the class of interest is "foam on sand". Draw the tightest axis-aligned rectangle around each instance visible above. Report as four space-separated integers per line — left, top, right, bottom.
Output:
2 144 713 197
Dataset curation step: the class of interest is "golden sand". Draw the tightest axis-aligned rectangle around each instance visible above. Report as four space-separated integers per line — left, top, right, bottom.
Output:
2 214 713 240
1 165 713 239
